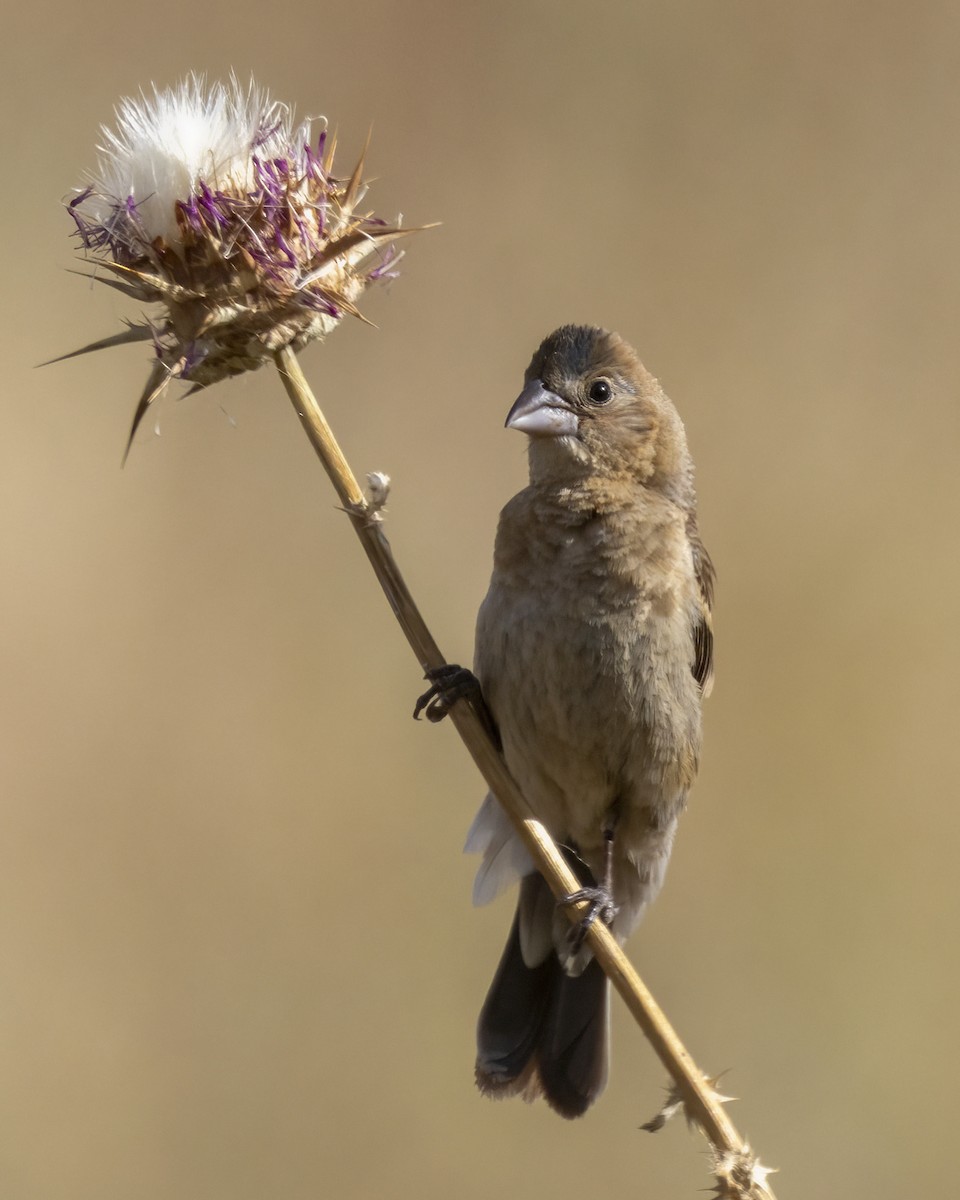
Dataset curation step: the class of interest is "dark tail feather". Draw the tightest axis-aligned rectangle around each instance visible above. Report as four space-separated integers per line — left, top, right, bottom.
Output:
475 884 554 1097
475 874 610 1118
537 957 609 1118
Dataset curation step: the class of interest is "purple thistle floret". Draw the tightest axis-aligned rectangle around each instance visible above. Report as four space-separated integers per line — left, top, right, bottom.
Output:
179 341 210 375
368 244 402 281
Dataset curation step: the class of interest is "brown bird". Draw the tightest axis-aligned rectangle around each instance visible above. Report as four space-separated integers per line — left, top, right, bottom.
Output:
419 324 713 1118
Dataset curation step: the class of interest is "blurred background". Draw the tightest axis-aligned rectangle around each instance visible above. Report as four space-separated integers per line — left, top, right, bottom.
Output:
3 2 959 1196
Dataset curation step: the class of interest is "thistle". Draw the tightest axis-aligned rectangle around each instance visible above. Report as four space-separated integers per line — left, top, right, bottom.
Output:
62 75 411 458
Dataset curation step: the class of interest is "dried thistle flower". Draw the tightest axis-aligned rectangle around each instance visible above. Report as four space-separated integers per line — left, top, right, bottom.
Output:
63 74 413 458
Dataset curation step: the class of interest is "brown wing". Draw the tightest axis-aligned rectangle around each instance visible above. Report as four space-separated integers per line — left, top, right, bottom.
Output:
687 514 715 698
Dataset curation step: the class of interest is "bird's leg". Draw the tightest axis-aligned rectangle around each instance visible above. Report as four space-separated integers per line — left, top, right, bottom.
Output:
560 810 620 953
413 664 501 747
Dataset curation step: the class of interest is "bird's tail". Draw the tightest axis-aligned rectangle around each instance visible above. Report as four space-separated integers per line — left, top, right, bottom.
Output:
475 873 610 1118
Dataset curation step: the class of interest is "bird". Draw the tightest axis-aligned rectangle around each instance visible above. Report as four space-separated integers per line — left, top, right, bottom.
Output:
418 324 713 1119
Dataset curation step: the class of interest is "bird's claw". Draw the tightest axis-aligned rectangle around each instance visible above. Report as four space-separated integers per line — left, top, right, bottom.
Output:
413 664 482 723
560 885 619 954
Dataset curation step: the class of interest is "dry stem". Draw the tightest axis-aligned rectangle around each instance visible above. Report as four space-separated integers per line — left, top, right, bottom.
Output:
274 344 776 1199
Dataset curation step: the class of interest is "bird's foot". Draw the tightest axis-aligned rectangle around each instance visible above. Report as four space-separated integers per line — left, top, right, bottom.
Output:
413 664 482 723
560 885 619 955
559 883 619 955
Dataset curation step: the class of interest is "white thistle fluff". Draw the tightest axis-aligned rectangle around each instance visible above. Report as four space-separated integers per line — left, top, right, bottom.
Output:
87 75 310 249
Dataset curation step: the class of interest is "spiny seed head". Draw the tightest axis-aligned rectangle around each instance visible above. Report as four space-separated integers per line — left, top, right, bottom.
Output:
63 74 418 458
711 1146 778 1199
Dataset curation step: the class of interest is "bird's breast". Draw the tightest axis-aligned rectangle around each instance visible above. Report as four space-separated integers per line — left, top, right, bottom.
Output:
474 493 702 854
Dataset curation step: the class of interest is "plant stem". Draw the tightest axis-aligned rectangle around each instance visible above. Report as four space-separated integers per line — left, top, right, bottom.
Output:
274 344 775 1198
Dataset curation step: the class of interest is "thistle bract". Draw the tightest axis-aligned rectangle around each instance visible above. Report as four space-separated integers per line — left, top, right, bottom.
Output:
65 76 409 456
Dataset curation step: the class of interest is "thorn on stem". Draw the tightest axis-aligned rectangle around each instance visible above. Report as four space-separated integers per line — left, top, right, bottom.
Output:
710 1146 778 1199
640 1072 736 1134
366 471 391 517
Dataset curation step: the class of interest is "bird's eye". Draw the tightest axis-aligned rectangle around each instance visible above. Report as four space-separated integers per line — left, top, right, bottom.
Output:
588 379 612 405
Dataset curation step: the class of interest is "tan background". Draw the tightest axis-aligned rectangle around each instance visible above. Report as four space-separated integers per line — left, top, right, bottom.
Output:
4 2 959 1197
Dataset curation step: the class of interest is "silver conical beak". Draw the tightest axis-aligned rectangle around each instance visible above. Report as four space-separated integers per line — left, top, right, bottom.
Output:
505 380 579 438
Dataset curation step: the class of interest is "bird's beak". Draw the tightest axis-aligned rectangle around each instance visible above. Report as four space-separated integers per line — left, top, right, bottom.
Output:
505 380 578 438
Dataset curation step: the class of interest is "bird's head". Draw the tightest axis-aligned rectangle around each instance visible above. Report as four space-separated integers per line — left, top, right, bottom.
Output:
508 325 692 500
